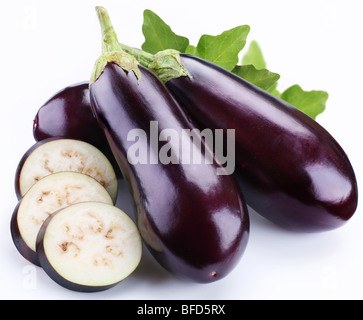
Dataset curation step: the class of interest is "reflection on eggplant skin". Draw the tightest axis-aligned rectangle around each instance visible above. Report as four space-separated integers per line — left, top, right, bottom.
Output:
137 203 163 253
306 163 353 205
212 208 243 252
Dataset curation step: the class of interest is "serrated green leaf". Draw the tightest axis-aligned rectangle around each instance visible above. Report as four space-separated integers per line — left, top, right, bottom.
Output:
242 40 266 70
232 64 280 90
186 25 250 71
280 85 328 119
141 10 189 54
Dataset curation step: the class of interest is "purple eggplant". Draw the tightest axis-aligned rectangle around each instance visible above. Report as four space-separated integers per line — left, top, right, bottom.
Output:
89 7 249 283
34 82 98 146
33 82 120 176
121 47 358 233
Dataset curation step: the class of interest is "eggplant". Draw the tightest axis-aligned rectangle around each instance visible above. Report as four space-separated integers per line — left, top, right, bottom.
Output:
15 138 118 203
121 47 358 232
88 7 249 283
36 202 142 292
33 82 121 176
11 171 114 266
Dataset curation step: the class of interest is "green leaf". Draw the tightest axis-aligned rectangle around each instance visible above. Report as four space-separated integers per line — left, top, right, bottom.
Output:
280 85 329 119
242 40 266 70
139 11 328 119
184 45 198 56
232 64 280 90
185 25 250 71
141 10 189 54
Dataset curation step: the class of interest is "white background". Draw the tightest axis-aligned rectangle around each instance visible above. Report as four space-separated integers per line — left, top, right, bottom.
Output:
1 0 362 300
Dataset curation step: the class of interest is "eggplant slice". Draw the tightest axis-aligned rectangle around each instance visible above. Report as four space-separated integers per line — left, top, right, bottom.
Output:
11 172 114 266
15 138 118 203
36 202 142 292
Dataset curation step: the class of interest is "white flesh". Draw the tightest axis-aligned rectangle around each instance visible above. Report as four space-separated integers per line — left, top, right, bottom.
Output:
42 202 142 287
19 139 118 202
17 172 113 252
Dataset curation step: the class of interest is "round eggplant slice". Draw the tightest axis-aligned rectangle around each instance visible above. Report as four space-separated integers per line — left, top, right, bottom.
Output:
36 202 142 292
11 172 114 266
15 138 118 203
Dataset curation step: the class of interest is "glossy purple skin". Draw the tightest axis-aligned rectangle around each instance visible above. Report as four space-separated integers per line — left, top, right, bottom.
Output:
33 82 120 175
90 63 249 283
165 54 358 233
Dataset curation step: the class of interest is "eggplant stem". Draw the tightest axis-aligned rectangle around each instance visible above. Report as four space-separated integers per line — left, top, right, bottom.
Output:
118 43 154 68
118 44 190 83
96 6 122 54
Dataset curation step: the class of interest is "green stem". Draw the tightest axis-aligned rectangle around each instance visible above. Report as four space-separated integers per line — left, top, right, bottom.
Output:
96 6 122 54
118 43 154 68
119 43 190 83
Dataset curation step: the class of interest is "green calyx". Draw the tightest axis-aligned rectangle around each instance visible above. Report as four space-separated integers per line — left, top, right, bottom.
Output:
90 51 141 84
149 49 190 83
91 7 141 84
119 44 190 83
